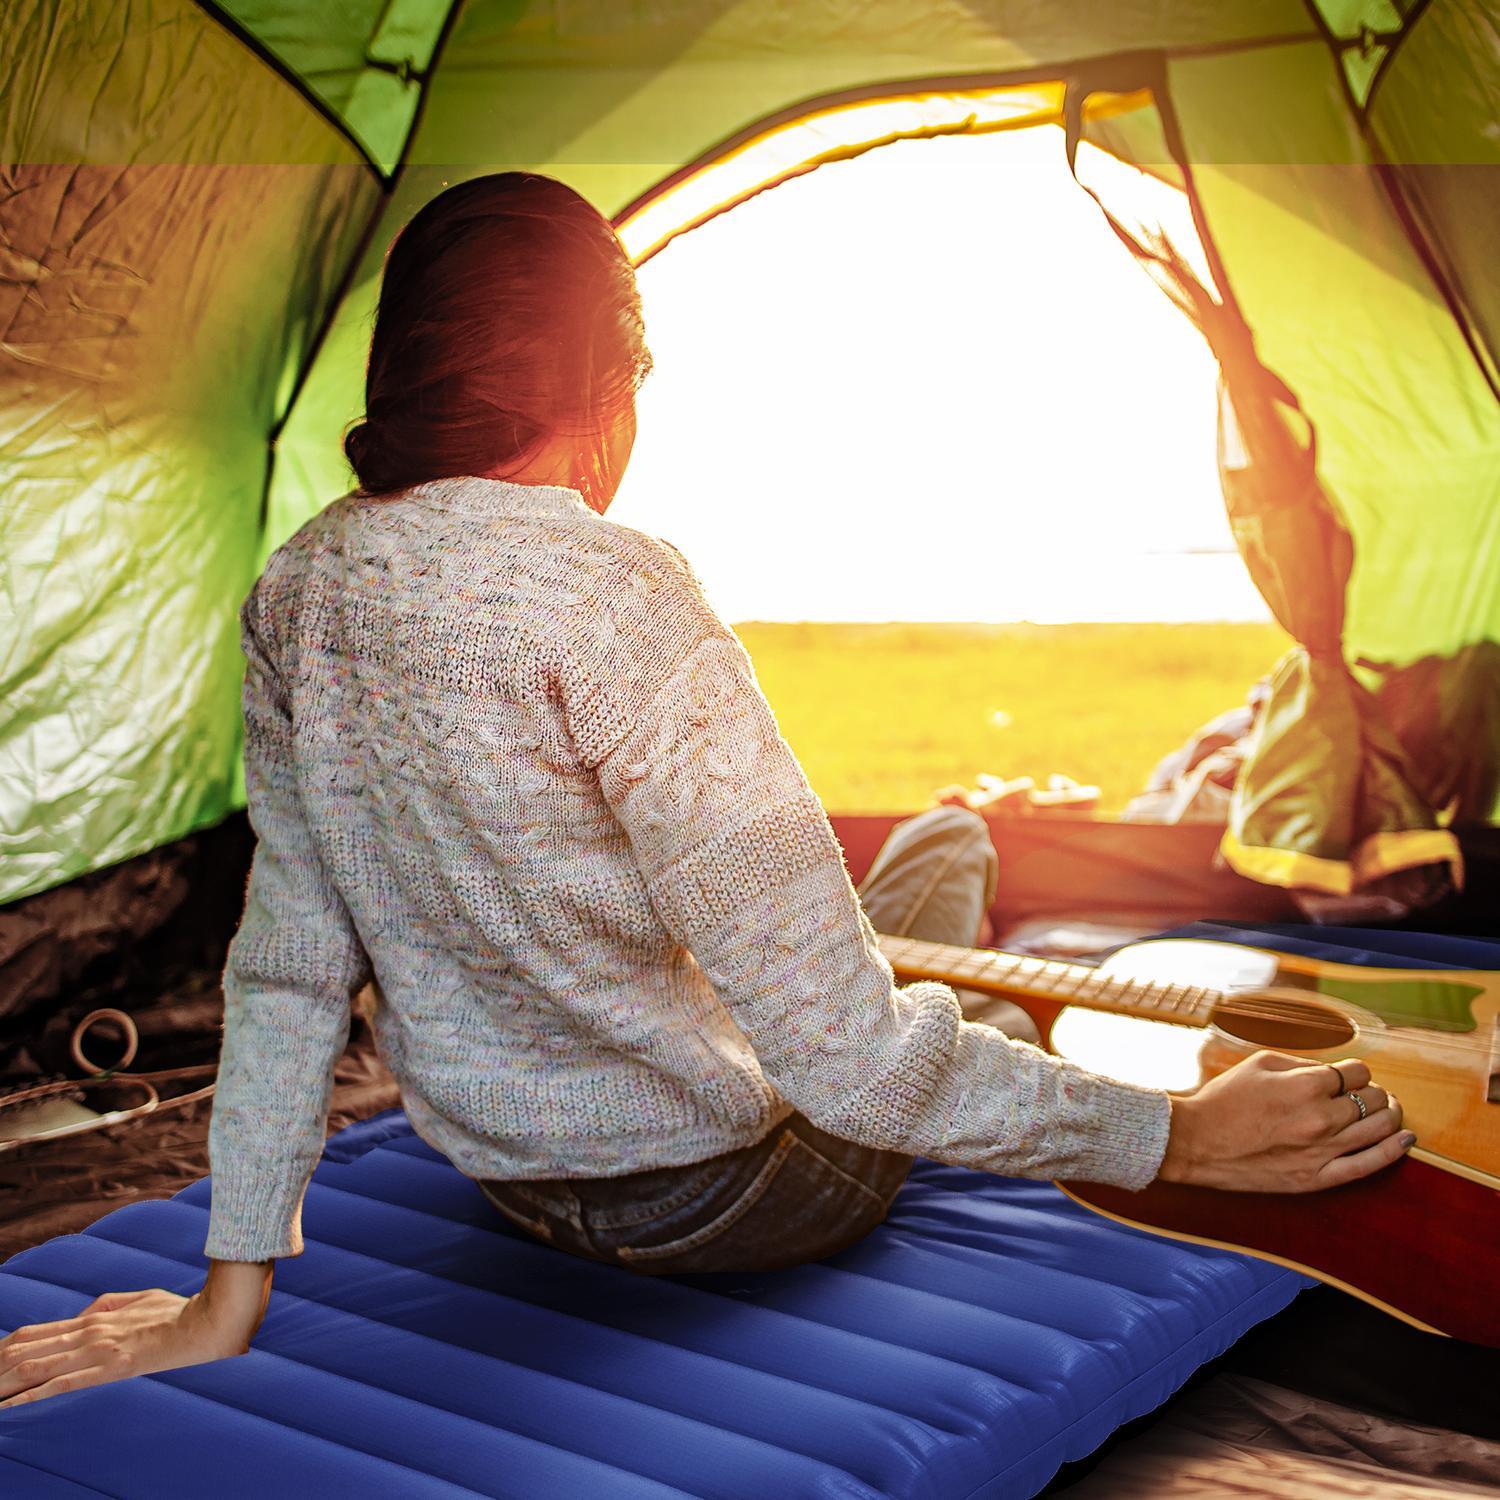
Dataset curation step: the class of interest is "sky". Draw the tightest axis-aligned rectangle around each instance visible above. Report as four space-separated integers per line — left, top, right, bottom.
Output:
607 125 1271 626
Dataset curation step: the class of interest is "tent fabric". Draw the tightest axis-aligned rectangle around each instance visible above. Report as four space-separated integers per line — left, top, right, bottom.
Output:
2 0 379 903
1360 0 1500 393
1065 67 1473 903
0 1115 1308 1498
1204 327 1462 899
211 0 454 173
1148 30 1499 901
3 0 1497 907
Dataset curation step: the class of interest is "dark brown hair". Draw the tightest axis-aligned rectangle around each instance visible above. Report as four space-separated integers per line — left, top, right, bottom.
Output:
344 172 651 494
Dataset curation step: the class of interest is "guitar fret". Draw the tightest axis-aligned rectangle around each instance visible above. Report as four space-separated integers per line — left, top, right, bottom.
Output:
1046 964 1089 996
877 931 1225 1027
1152 982 1180 1015
1154 981 1184 1011
1086 973 1124 1005
1175 984 1206 1016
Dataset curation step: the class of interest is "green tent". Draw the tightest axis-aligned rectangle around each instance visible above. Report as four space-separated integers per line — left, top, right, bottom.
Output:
3 0 1496 910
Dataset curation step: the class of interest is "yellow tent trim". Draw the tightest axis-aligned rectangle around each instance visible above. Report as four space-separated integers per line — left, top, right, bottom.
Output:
616 82 1153 264
1220 827 1465 895
1219 831 1354 895
1353 829 1465 888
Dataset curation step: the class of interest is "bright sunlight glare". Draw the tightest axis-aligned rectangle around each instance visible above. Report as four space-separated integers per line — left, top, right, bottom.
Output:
609 125 1270 627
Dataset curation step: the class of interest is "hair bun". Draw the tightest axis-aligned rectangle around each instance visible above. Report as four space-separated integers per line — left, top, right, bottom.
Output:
345 420 399 494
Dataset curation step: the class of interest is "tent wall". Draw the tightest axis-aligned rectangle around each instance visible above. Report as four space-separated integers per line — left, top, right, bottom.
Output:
1164 32 1500 826
1362 0 1500 390
212 0 455 173
1 0 379 903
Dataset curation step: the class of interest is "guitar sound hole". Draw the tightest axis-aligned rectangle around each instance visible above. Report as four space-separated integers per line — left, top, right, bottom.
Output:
1210 995 1355 1053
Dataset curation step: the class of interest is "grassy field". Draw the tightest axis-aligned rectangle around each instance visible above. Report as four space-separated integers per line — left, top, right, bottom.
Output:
735 621 1291 813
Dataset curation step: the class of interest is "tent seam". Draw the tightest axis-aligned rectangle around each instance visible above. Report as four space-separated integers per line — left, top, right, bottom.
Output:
259 0 468 522
1298 0 1499 401
188 0 387 183
1362 0 1434 118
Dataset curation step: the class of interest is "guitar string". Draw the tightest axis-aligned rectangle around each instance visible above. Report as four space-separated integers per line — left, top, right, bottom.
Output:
917 975 1500 1059
875 934 1445 1023
885 945 1500 1056
905 970 1500 1060
878 942 1500 1060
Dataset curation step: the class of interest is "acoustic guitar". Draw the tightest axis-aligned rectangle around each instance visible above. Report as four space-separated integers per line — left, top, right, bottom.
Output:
876 932 1500 1347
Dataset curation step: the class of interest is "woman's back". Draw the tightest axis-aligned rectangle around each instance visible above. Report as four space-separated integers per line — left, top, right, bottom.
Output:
224 475 794 1219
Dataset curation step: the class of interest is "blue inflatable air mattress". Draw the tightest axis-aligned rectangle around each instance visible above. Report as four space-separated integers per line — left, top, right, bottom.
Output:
0 1128 1303 1498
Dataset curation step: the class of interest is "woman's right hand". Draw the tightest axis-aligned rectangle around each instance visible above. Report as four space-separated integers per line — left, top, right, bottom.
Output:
1158 1050 1415 1192
0 1258 272 1407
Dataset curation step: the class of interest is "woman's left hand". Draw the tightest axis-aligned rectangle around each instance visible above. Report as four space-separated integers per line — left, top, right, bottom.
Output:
0 1286 253 1406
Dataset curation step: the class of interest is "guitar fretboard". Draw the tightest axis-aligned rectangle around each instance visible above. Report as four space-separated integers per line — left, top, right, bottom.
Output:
877 934 1222 1026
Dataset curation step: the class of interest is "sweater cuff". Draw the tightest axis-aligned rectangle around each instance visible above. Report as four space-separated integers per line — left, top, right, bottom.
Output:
1067 1073 1173 1190
203 1157 314 1262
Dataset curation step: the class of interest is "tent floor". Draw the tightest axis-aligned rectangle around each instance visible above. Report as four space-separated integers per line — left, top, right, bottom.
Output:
0 1006 399 1263
1056 1364 1500 1497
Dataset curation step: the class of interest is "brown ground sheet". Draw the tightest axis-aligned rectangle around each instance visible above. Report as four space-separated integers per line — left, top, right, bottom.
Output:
1069 1374 1500 1497
0 1010 399 1262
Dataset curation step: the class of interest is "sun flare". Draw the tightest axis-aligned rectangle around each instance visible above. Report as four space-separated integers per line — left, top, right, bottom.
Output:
609 122 1267 627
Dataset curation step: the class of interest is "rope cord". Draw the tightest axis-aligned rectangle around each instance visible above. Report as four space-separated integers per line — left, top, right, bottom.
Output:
0 1009 217 1153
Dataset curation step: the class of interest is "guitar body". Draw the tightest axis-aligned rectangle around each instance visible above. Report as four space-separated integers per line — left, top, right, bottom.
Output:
1044 939 1500 1345
1061 1151 1500 1346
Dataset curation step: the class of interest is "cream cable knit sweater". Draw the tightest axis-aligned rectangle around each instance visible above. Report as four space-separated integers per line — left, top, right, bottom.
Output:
206 476 1171 1262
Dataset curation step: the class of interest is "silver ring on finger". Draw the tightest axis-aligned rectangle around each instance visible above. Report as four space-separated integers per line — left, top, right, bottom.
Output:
1345 1089 1368 1121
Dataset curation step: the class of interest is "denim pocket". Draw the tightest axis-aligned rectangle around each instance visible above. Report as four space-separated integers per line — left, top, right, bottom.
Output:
583 1156 737 1232
614 1129 801 1265
614 1130 890 1273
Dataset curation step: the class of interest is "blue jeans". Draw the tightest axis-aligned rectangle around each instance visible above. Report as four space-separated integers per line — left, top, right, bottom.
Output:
478 805 1000 1274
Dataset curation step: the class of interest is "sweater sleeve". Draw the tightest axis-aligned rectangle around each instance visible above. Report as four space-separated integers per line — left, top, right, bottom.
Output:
204 583 371 1262
558 538 1171 1189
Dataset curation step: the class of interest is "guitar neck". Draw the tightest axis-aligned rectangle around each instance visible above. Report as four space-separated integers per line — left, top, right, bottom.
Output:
876 933 1222 1027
